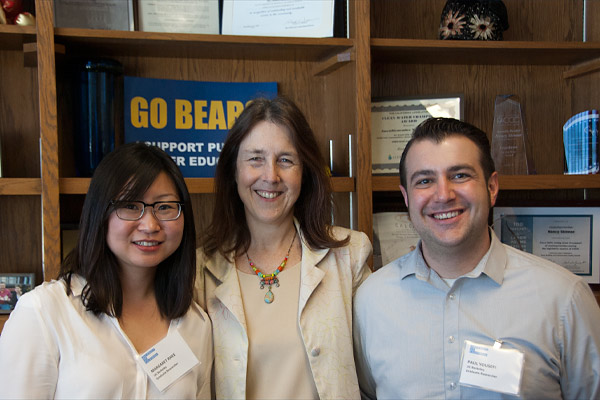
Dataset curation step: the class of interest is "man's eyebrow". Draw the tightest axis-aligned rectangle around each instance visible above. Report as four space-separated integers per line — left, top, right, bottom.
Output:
409 164 478 183
448 164 477 173
409 169 435 183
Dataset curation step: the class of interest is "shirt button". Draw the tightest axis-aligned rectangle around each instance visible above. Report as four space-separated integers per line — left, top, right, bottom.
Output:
449 293 456 300
448 336 455 343
311 347 320 356
449 382 457 390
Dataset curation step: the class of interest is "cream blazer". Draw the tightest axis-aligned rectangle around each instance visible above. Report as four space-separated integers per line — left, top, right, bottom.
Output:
195 222 372 399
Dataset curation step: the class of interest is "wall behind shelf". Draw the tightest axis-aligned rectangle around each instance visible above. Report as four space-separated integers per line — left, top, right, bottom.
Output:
0 196 42 282
0 50 39 178
0 35 43 287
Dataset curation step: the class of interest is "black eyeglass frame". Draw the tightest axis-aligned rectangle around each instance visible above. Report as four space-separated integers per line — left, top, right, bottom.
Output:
109 200 184 221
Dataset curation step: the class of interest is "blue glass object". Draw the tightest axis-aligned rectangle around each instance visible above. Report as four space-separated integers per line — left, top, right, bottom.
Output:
563 110 599 175
75 59 123 176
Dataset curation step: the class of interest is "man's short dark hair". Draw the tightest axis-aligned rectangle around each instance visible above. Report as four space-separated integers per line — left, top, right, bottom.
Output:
399 117 496 189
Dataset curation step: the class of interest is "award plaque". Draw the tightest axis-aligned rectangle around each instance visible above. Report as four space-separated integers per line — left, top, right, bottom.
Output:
491 95 535 174
137 0 220 34
54 0 134 30
493 206 600 284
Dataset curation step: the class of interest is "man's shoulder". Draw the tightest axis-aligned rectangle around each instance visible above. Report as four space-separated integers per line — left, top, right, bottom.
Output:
501 242 584 285
356 252 413 298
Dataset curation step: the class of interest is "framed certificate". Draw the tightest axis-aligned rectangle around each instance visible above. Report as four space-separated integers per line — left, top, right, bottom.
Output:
54 0 135 30
493 207 600 284
373 212 420 270
371 95 463 174
221 0 335 38
137 0 220 34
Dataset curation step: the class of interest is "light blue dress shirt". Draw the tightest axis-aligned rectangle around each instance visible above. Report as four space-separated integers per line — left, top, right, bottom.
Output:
353 230 600 399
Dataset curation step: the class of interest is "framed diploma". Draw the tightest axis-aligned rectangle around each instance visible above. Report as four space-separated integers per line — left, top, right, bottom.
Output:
493 207 600 284
137 0 220 34
373 212 420 270
221 0 335 38
371 95 463 174
54 0 135 30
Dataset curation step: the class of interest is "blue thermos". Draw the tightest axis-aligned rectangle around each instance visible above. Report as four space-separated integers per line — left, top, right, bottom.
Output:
75 59 123 176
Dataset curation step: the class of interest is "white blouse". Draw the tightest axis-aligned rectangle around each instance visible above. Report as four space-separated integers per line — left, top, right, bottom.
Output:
0 275 212 399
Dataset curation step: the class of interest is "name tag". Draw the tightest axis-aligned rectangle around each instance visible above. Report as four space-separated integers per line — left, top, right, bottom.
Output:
459 340 524 396
139 329 199 392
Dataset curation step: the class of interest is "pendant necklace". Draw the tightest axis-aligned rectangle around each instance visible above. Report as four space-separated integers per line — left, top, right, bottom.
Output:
246 230 297 304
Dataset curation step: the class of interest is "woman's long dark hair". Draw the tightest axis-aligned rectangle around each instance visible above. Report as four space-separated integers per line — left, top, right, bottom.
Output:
202 96 348 259
59 142 196 319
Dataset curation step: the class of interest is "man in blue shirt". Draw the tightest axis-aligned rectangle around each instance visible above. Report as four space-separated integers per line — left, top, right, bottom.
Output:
354 117 600 399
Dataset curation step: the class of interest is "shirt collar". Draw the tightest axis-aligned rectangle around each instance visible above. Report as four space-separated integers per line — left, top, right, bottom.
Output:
481 228 507 285
396 242 433 281
399 227 507 286
67 274 87 297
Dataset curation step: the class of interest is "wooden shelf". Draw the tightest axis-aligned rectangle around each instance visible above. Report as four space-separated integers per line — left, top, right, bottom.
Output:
54 28 354 61
372 174 600 192
371 39 600 65
331 177 355 192
498 175 600 190
0 24 36 50
0 178 42 195
60 177 355 195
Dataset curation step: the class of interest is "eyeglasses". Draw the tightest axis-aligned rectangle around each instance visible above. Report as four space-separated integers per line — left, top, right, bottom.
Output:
111 201 183 221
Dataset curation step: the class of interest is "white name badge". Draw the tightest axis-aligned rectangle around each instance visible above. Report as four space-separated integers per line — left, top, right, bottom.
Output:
459 340 524 396
138 329 200 392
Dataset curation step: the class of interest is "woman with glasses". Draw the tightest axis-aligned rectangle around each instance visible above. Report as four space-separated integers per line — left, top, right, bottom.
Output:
0 143 212 399
196 96 372 399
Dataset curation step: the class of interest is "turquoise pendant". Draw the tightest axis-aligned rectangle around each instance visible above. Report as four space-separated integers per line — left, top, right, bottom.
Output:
264 287 274 304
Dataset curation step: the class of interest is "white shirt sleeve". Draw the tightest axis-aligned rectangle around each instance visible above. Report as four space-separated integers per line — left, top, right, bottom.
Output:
353 282 378 400
0 291 59 398
560 279 600 399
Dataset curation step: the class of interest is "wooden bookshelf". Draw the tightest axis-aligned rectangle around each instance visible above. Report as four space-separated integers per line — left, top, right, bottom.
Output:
1 0 599 302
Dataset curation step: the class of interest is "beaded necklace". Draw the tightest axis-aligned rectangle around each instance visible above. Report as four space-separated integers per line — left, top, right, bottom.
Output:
246 230 297 304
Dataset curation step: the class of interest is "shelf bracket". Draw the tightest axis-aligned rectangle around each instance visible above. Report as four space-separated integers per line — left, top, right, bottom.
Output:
563 57 600 79
313 49 354 76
